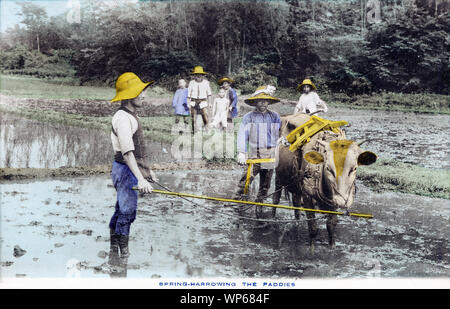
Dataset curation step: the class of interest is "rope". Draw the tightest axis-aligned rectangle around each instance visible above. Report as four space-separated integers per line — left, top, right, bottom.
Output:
134 183 373 219
148 181 302 223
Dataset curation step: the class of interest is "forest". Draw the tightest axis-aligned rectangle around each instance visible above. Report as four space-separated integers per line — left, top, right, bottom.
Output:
0 0 448 95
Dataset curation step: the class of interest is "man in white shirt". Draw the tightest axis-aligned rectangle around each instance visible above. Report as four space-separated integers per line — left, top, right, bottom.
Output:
294 78 328 115
187 66 212 132
109 72 156 275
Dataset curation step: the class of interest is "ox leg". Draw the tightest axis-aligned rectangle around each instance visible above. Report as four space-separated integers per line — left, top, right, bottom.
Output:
291 193 301 220
304 198 318 254
326 214 338 248
291 193 303 247
306 212 318 254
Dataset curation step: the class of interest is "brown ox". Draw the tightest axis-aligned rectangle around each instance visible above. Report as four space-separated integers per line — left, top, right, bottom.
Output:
273 113 377 251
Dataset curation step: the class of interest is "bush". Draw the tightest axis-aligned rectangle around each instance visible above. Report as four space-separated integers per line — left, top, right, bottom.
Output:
327 68 372 95
233 64 278 94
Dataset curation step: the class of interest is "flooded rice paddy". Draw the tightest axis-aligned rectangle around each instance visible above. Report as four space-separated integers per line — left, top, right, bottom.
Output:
0 113 173 168
1 170 449 279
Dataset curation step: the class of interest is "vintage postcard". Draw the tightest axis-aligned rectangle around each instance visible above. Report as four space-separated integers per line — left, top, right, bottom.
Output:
0 0 448 293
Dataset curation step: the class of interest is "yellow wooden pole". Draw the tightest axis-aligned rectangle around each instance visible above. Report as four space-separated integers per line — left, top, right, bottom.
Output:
135 188 373 219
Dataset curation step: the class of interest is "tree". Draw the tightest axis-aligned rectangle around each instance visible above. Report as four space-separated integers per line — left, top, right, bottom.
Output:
16 1 48 52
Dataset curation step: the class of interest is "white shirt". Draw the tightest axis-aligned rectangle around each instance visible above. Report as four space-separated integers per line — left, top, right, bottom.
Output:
111 110 138 155
188 79 212 100
295 92 328 114
211 97 230 127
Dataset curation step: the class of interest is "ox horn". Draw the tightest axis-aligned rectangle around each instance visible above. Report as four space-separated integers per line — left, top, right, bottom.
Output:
357 139 368 146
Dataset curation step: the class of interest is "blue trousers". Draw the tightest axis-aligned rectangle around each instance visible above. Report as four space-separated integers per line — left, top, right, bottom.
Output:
109 161 138 235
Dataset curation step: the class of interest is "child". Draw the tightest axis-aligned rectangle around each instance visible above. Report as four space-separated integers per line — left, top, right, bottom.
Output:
172 79 189 125
294 78 328 115
209 87 230 131
217 77 238 131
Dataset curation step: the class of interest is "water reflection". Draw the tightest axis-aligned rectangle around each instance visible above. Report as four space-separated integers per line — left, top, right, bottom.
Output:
0 113 172 168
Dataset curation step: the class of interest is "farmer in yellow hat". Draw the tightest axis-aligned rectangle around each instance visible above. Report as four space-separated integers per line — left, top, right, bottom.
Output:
109 72 157 275
234 85 281 206
187 66 212 132
294 78 328 115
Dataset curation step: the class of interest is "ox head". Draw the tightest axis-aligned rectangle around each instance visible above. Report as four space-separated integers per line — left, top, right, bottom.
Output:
303 140 377 209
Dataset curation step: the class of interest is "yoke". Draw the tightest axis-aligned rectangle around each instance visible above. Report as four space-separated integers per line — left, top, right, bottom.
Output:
285 115 348 152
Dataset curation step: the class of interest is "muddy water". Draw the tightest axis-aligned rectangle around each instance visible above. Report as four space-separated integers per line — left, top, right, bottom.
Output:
1 170 448 279
0 113 173 168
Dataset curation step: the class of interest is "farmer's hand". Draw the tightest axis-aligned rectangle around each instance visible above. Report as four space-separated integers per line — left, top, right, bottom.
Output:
183 104 189 112
237 152 247 165
137 177 153 194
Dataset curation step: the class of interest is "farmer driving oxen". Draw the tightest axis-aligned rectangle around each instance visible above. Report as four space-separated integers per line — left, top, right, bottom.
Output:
234 85 281 210
109 72 157 275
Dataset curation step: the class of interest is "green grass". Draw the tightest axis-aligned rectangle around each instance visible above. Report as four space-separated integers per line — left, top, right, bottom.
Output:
358 158 450 199
0 74 171 100
323 92 450 114
275 87 449 114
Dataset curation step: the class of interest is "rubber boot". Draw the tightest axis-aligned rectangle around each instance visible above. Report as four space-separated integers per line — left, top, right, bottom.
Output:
108 228 120 266
117 235 130 277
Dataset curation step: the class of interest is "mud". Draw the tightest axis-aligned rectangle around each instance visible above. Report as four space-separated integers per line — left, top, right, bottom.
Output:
1 170 448 279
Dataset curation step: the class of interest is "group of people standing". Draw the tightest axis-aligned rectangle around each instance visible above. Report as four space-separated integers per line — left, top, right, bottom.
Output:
106 67 328 276
172 66 239 132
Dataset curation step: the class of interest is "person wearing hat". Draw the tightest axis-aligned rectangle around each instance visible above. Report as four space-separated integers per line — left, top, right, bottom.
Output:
234 85 281 203
218 77 239 131
294 78 328 115
172 79 190 125
187 66 212 132
109 72 157 274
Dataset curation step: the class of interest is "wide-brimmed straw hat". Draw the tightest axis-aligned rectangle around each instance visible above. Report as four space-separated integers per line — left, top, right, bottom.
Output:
244 85 280 106
297 78 317 91
218 77 234 85
191 66 208 75
111 72 154 102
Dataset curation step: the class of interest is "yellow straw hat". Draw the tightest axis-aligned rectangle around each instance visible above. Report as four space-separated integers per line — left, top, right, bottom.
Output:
111 72 154 102
297 78 317 91
244 85 280 106
191 66 208 75
218 77 234 85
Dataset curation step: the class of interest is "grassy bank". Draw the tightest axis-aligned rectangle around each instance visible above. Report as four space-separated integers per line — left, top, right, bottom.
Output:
276 87 450 114
0 162 239 181
358 158 450 199
0 74 171 100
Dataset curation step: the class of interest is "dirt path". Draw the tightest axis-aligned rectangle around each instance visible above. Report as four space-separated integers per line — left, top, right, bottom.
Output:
1 170 448 279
